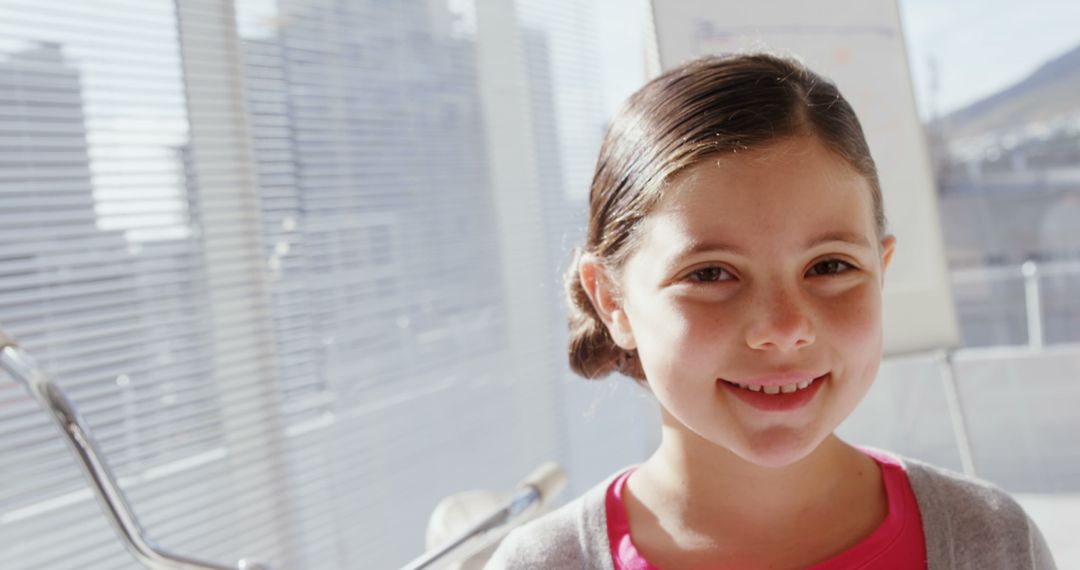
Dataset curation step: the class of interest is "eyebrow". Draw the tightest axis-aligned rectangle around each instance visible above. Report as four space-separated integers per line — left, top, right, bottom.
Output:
807 231 874 250
673 231 873 259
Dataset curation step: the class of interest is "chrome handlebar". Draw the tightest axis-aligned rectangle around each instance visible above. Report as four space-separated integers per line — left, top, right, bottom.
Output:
2 323 564 570
0 326 272 570
401 461 566 570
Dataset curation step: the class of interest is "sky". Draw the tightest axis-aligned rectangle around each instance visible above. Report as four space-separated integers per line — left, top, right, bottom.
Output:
898 0 1080 120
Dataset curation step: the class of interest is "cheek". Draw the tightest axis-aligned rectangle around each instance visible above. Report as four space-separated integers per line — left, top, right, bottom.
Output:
635 307 694 362
627 298 718 374
821 285 883 351
679 303 739 351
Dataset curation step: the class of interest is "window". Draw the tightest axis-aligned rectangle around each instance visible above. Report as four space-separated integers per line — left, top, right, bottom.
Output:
0 0 650 568
839 2 1079 564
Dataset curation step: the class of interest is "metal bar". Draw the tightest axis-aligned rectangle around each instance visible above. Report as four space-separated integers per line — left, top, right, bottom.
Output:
0 326 271 570
400 487 540 570
400 462 566 570
1022 260 1044 350
938 349 977 477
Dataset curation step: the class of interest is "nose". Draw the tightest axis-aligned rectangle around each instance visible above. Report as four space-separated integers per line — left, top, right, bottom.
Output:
744 284 816 352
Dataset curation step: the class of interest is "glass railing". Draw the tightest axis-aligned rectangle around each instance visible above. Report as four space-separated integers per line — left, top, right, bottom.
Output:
844 258 1080 566
951 259 1080 349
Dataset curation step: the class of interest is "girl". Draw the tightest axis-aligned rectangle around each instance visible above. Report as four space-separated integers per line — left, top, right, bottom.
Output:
486 54 1056 569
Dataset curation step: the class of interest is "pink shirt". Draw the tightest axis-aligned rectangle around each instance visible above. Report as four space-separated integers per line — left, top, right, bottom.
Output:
605 448 927 569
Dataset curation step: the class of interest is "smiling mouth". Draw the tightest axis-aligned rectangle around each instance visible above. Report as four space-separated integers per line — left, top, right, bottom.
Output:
718 373 830 412
720 375 825 395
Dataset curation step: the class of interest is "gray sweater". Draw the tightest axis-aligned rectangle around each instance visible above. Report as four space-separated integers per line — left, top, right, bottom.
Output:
486 454 1057 569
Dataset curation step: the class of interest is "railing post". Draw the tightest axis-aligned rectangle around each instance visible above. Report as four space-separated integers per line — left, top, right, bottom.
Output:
1021 260 1043 350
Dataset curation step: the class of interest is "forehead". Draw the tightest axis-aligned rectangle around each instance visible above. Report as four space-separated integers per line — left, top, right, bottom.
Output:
641 136 876 258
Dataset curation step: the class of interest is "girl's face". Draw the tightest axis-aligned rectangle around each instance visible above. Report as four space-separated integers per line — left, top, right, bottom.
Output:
592 135 895 468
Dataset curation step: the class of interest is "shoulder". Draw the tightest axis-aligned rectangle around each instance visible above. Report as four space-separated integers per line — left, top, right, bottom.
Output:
484 469 624 570
902 454 1028 519
483 498 588 569
886 451 1057 569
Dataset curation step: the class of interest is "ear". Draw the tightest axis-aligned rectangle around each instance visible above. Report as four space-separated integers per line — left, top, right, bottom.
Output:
879 234 897 287
577 253 637 350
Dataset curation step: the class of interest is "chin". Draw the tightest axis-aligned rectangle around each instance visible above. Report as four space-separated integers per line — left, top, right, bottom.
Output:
729 430 829 469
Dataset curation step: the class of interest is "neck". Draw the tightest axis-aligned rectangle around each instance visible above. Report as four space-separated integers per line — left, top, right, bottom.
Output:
631 420 874 533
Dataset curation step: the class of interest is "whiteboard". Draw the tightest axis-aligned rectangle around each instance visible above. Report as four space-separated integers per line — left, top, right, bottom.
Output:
648 0 960 356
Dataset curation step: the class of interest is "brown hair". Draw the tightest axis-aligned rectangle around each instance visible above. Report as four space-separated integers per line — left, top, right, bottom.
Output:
565 52 887 384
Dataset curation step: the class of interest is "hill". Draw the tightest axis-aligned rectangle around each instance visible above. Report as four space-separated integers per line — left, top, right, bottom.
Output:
943 42 1080 137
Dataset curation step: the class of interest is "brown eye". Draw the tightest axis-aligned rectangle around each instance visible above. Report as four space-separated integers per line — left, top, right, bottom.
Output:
687 266 733 283
808 259 856 276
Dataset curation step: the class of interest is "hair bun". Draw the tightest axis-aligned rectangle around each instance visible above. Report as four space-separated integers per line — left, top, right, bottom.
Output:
563 248 646 383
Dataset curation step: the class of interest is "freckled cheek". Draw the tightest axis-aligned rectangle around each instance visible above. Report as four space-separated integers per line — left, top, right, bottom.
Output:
668 304 741 356
820 289 882 348
636 301 732 364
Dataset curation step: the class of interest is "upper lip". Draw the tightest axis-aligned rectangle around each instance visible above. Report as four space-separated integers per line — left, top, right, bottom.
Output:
724 371 829 387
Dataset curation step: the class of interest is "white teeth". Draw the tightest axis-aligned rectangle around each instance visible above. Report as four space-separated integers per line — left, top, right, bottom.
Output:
732 376 821 395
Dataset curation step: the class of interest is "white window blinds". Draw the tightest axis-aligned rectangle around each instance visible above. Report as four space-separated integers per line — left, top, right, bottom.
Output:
0 0 652 568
